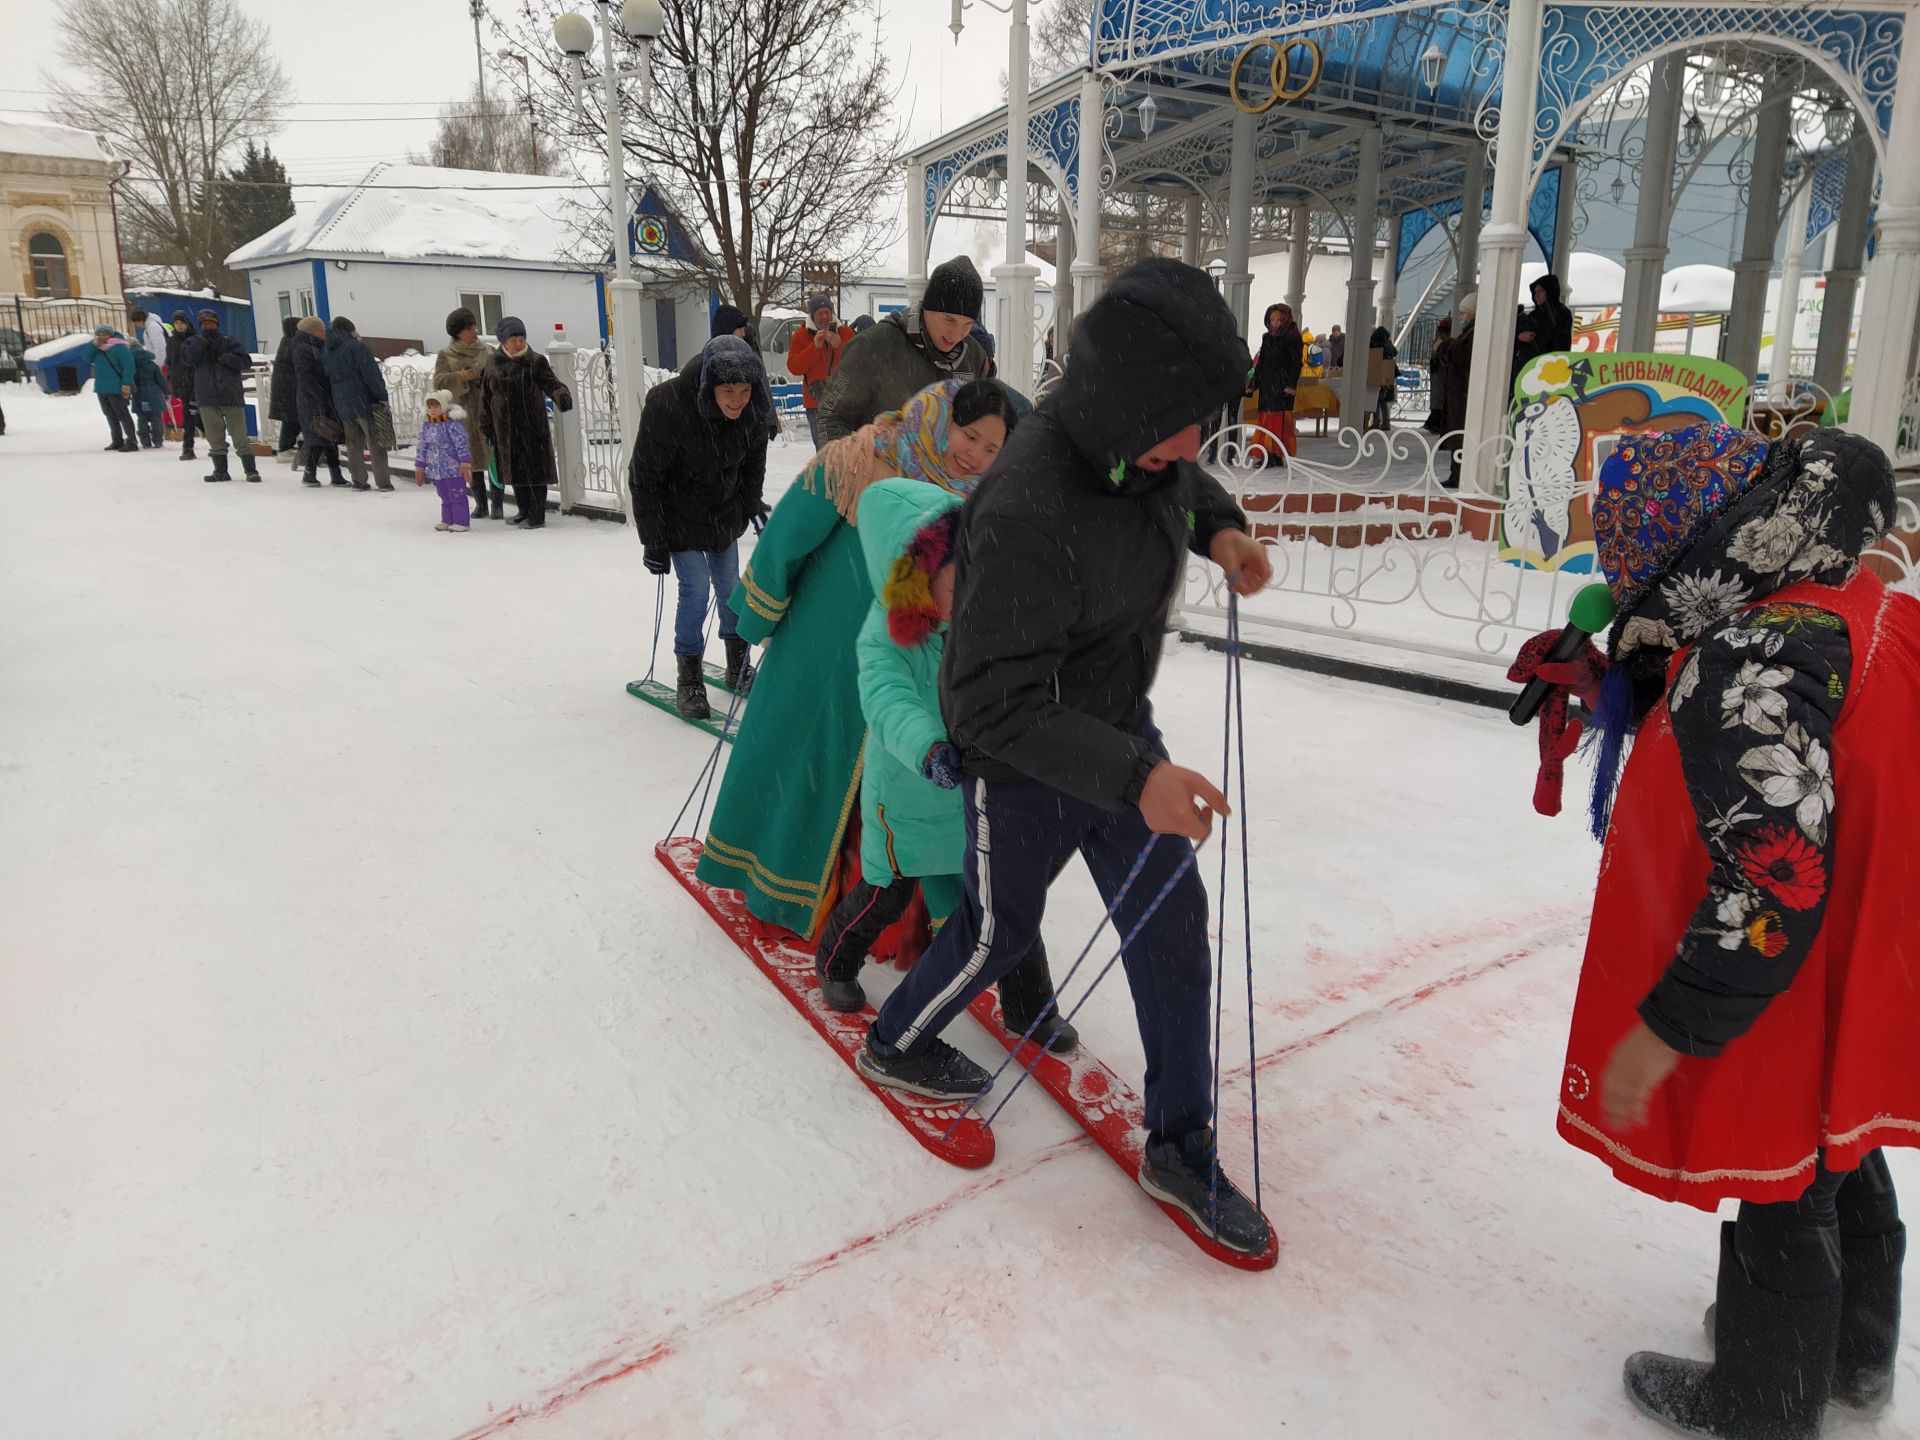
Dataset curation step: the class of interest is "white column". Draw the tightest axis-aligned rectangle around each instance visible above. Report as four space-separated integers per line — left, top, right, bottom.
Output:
1552 158 1577 274
545 332 591 514
1457 144 1486 321
1379 214 1402 333
1224 106 1257 338
993 0 1038 391
1070 68 1107 320
1817 127 1877 398
1285 202 1310 321
1850 61 1920 451
1182 194 1203 266
1052 194 1075 350
906 158 929 307
1461 0 1544 489
1621 54 1686 354
1724 92 1793 380
598 0 647 474
1341 126 1383 428
1770 177 1813 380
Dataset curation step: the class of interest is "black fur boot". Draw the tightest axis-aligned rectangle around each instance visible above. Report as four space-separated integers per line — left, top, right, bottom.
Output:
675 654 711 721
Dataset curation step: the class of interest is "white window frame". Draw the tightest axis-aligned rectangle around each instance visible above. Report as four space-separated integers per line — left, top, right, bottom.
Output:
297 288 315 316
459 291 505 334
278 292 294 321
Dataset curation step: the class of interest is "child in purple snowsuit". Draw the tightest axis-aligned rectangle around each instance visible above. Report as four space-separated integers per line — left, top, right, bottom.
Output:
415 390 474 531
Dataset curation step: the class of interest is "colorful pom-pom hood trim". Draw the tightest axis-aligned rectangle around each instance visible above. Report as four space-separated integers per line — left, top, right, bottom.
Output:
882 509 960 646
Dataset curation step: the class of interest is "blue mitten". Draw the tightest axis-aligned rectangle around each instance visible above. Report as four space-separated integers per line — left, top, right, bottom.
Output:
922 743 962 790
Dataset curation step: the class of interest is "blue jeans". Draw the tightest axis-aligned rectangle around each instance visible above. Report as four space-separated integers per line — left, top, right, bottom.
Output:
671 544 741 656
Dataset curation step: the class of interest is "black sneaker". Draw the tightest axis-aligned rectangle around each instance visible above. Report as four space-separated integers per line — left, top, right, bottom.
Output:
856 1036 991 1101
1001 1000 1079 1056
1138 1128 1271 1256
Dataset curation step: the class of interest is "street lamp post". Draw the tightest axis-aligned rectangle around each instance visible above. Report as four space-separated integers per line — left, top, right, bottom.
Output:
952 0 1038 392
554 0 663 475
496 48 538 171
470 0 493 171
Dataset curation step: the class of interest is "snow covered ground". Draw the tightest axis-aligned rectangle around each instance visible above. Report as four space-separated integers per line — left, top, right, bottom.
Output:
3 383 1914 1439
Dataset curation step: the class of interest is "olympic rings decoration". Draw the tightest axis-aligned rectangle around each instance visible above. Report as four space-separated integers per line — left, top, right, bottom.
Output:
1229 37 1324 114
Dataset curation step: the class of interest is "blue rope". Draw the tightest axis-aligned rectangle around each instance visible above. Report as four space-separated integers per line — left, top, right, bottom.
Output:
970 845 1198 1134
1230 595 1263 1211
1207 597 1237 1235
940 840 1167 1144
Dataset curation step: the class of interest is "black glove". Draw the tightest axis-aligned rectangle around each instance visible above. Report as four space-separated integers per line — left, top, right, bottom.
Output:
749 503 770 535
643 547 671 576
555 392 573 413
922 743 963 790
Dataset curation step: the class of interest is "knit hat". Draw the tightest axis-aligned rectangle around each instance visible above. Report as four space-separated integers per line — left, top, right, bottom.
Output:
882 508 963 646
695 335 772 424
330 315 355 334
496 315 527 343
94 322 113 336
710 303 750 339
921 256 983 321
1592 423 1771 619
196 308 219 324
424 389 454 411
170 309 190 324
1456 292 1477 317
850 314 874 333
446 307 477 339
807 294 832 321
296 316 326 338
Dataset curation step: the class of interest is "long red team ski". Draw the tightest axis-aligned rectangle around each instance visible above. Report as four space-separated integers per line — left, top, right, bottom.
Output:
655 838 993 1169
965 989 1280 1272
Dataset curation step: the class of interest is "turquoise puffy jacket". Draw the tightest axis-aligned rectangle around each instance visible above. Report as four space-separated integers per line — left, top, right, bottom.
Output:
853 479 965 887
90 332 135 394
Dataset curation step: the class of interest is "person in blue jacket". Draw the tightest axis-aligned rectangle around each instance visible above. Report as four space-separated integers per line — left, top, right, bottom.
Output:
131 341 170 450
89 325 137 452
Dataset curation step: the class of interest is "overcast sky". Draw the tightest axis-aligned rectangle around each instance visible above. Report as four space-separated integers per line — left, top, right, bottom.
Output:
2 0 1026 274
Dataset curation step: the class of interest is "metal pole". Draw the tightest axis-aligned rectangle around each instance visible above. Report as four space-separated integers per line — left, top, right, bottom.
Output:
1771 177 1813 380
1070 68 1107 322
1723 83 1793 379
471 0 492 170
1621 54 1685 353
992 0 1038 390
1816 128 1876 397
600 0 648 483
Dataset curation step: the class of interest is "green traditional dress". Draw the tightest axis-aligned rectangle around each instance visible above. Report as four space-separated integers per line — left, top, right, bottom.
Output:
695 382 978 937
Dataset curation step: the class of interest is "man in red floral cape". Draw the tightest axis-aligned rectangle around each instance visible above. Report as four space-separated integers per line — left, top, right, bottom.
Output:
1511 421 1917 1440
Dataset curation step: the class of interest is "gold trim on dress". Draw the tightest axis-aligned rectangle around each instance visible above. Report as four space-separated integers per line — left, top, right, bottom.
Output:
1560 1105 1819 1186
699 834 823 906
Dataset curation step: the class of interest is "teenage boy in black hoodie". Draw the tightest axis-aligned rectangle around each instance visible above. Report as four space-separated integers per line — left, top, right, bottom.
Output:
859 259 1275 1255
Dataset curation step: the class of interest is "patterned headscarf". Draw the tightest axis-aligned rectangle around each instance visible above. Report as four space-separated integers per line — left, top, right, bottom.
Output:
1591 422 1770 618
812 380 976 523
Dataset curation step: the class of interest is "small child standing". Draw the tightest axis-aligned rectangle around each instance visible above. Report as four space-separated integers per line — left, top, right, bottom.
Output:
415 390 473 531
131 341 170 450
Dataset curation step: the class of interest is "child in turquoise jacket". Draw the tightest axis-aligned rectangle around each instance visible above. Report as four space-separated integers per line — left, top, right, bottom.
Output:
811 479 972 1012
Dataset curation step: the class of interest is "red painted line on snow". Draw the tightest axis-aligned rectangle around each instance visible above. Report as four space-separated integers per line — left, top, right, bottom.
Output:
446 1133 1090 1439
448 917 1581 1436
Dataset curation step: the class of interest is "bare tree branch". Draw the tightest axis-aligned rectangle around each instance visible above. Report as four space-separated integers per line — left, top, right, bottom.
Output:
507 0 902 322
410 81 564 176
46 0 287 290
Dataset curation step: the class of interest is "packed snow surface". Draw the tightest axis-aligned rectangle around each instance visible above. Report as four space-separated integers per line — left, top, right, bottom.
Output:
2 384 1914 1438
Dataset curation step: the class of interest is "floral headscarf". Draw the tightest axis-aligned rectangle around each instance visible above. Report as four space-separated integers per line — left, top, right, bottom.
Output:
810 380 977 523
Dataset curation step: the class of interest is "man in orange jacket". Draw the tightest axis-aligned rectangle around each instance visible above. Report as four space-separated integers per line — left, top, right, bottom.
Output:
787 295 855 449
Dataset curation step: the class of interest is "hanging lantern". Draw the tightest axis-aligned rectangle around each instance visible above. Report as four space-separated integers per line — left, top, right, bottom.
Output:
1420 45 1445 95
1698 65 1726 109
1683 110 1706 152
1824 101 1853 144
1138 93 1158 137
1610 174 1626 204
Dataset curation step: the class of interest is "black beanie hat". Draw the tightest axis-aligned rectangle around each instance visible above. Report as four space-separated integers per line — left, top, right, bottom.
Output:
171 309 190 324
330 314 355 334
711 303 750 339
921 256 983 322
447 306 477 338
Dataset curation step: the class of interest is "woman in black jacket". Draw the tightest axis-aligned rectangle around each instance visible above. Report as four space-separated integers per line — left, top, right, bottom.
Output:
1515 273 1574 378
292 317 346 487
268 315 300 457
627 336 772 716
1250 302 1303 462
479 316 572 528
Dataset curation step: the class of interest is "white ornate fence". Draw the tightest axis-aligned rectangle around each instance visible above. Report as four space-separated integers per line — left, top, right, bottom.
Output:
1187 415 1920 671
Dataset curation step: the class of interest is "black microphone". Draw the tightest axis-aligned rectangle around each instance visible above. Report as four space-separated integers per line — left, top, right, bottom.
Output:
1509 584 1617 726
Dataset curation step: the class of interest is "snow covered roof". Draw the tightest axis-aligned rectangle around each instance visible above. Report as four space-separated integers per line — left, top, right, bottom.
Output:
0 116 116 165
24 332 99 363
226 162 599 272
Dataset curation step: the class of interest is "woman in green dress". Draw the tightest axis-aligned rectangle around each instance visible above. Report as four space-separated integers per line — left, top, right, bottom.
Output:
695 380 1075 1044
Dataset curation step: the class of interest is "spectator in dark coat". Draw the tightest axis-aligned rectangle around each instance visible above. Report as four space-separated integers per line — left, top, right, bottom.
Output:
131 341 170 450
479 316 572 529
1250 302 1303 461
1367 324 1399 430
627 335 773 716
1514 273 1574 378
89 325 138 452
163 309 201 460
292 317 346 487
1439 295 1477 488
268 315 301 456
322 316 393 491
815 256 990 445
180 308 257 482
1424 315 1453 435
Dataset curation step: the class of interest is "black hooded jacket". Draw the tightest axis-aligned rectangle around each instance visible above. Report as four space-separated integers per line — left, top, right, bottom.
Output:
626 342 772 554
939 259 1249 811
179 325 251 408
163 318 196 401
814 309 990 445
268 315 299 423
1516 273 1574 374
